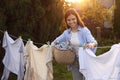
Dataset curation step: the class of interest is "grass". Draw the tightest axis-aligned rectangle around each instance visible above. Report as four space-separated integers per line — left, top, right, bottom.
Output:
53 61 72 80
0 72 17 80
0 63 72 80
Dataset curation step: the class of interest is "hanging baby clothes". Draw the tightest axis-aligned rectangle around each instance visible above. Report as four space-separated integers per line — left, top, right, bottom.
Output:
24 41 53 80
78 43 120 80
1 32 25 80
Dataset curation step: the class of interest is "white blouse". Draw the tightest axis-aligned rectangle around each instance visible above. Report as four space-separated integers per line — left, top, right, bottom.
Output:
70 32 80 56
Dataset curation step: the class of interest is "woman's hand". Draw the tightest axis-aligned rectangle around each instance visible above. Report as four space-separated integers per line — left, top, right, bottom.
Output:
85 42 96 48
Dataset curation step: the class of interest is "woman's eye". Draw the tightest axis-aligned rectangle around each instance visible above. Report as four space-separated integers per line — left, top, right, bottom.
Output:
67 19 70 21
72 18 75 20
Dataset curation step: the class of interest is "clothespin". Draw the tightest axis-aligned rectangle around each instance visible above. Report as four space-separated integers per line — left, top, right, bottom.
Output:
19 36 22 39
28 39 31 43
28 38 31 41
4 30 7 33
82 43 86 49
46 41 50 47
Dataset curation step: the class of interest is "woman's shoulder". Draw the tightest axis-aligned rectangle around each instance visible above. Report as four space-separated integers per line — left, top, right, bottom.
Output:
82 26 89 30
81 26 90 32
63 29 71 33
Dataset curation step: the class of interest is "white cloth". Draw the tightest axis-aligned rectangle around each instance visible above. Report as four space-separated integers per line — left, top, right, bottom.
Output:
24 41 53 80
98 0 115 8
78 43 120 80
1 32 25 80
118 73 120 80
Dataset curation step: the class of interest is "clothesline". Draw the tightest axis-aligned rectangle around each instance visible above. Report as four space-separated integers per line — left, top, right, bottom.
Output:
1 32 53 80
0 29 45 46
0 29 112 49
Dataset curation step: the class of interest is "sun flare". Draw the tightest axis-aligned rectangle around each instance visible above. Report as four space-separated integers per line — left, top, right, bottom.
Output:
65 0 84 3
64 0 90 10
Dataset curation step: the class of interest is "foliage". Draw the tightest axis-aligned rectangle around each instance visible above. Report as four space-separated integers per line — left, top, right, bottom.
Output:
77 0 114 37
113 0 120 39
53 61 72 80
0 0 64 75
0 0 64 44
96 38 120 55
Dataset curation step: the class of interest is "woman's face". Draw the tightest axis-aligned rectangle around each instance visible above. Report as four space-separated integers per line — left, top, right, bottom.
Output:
66 14 78 28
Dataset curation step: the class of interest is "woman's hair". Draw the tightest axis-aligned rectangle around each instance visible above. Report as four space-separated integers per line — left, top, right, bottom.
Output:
65 8 85 28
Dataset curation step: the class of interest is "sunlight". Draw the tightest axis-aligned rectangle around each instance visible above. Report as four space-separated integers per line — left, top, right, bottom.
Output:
64 0 90 10
65 0 84 3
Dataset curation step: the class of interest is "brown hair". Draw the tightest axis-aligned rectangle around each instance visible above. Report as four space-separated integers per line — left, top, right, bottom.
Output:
65 8 85 28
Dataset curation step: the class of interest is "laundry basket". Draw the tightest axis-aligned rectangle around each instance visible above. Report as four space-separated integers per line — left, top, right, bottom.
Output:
52 46 75 65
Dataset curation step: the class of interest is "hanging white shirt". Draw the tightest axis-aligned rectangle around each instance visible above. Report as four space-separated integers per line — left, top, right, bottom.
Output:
78 43 120 80
24 41 53 80
1 32 25 80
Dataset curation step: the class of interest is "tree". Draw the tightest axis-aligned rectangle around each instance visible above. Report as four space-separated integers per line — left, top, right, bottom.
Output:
113 0 120 39
0 0 64 72
0 0 64 44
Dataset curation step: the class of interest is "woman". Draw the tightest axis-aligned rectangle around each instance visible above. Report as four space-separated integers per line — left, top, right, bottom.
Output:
51 8 97 80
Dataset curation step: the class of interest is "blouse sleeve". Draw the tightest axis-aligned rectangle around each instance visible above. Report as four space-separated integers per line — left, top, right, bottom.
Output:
84 27 97 44
83 27 98 53
51 30 67 46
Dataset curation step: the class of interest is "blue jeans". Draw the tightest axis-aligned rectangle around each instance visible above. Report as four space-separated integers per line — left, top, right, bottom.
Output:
71 57 85 80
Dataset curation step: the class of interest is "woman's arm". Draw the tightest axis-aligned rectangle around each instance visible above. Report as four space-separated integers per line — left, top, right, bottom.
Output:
83 27 97 49
51 31 67 46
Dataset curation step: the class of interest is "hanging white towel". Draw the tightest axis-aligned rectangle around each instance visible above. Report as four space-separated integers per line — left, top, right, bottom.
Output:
98 0 115 8
1 32 25 80
24 41 53 80
78 43 120 80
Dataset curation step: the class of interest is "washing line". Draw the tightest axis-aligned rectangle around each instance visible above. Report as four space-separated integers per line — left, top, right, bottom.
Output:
0 29 113 49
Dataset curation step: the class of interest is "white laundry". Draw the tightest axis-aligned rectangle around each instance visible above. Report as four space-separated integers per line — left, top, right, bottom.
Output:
118 73 120 80
24 41 53 80
98 0 115 8
78 43 120 80
1 32 25 80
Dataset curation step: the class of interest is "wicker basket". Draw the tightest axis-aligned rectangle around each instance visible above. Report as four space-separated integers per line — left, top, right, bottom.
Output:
52 46 75 65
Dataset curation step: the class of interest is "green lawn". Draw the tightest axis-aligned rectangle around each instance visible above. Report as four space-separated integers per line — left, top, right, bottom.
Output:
53 62 72 80
0 63 72 80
